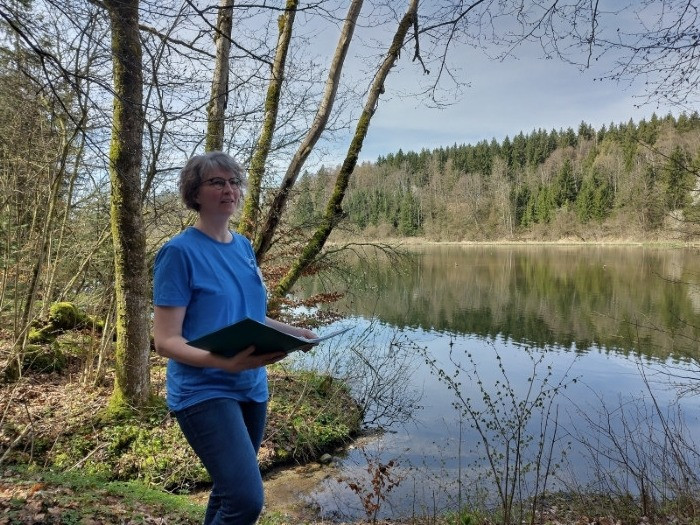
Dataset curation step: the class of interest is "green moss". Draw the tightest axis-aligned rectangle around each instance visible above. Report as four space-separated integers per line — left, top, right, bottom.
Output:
265 369 362 466
86 315 105 332
27 326 57 344
22 343 67 373
45 399 207 492
49 302 87 330
7 365 360 493
29 303 102 348
100 393 166 425
3 466 205 523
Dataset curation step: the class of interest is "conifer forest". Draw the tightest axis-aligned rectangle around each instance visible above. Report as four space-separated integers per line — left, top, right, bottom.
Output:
293 114 700 241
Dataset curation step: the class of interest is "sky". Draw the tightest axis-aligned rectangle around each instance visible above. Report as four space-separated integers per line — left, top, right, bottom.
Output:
353 44 679 164
303 2 685 167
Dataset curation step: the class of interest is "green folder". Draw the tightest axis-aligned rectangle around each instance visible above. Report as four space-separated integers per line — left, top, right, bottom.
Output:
186 317 350 357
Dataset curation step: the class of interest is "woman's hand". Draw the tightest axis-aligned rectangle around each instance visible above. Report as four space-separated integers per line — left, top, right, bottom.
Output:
154 306 288 372
218 346 287 373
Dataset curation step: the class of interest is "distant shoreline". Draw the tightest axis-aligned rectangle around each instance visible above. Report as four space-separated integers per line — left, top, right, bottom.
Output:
328 235 700 249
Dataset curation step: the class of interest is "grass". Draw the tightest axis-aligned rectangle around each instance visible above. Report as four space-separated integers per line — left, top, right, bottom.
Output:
0 465 204 524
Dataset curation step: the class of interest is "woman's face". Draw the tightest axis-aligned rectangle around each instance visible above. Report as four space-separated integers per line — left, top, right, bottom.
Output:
196 168 243 217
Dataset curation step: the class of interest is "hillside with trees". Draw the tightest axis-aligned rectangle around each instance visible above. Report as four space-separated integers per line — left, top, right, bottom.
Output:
291 114 700 242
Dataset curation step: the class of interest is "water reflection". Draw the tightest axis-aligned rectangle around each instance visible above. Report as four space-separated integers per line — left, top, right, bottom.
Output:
299 245 700 360
293 245 700 522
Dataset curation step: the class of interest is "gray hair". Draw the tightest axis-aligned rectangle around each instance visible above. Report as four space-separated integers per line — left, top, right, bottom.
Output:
179 151 246 211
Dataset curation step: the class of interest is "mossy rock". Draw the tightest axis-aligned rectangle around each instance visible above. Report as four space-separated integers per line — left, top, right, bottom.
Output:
22 344 67 373
27 326 57 344
50 404 208 491
86 315 105 332
49 302 88 331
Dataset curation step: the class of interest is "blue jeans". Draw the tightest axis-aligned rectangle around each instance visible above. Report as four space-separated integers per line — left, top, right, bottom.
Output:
175 398 267 525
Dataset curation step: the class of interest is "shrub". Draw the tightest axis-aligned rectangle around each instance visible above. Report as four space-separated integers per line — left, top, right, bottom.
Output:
22 343 67 373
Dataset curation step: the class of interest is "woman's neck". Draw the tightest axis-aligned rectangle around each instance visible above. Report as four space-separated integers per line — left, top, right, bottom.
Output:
193 217 233 243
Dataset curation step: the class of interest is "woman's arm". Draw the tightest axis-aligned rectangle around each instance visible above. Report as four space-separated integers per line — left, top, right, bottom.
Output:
154 306 285 371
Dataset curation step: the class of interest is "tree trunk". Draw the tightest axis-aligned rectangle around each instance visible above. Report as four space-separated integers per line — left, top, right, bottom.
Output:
238 0 298 239
105 0 151 408
254 0 364 260
205 0 235 152
274 0 418 298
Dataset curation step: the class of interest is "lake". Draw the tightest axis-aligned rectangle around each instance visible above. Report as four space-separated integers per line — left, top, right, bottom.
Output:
290 244 700 521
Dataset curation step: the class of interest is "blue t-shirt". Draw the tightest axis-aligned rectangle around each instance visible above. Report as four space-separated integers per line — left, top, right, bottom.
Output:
153 227 268 410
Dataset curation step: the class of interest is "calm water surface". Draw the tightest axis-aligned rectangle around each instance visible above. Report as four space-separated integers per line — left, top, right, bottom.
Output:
291 245 700 521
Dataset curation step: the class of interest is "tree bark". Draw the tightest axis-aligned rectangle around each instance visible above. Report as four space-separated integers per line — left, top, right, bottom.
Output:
238 0 298 239
205 0 234 152
105 0 151 407
254 0 364 260
274 0 419 298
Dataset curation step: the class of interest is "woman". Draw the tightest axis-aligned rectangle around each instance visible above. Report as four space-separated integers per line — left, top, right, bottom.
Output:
153 151 316 525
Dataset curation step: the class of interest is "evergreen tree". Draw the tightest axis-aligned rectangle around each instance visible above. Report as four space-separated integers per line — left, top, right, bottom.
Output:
501 135 513 171
637 117 659 144
559 127 577 148
534 185 556 223
578 121 594 140
511 132 527 168
398 189 421 235
596 124 607 143
676 112 691 132
576 168 613 222
689 111 700 129
576 177 596 222
641 165 665 230
514 186 531 226
662 145 694 210
292 174 316 225
555 158 578 206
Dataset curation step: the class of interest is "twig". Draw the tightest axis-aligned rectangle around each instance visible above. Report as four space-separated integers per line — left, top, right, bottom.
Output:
68 443 109 471
0 424 31 466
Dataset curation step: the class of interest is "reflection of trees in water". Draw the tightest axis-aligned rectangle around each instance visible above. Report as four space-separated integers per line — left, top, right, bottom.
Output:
297 247 700 523
300 246 700 360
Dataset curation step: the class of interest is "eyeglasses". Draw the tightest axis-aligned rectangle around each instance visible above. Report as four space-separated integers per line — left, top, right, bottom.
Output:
202 177 242 190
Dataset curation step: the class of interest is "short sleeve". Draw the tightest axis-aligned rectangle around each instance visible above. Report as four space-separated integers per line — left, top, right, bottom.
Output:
153 243 191 307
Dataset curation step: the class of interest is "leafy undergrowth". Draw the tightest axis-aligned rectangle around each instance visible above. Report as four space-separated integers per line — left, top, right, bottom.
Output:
0 352 361 494
0 465 410 524
6 465 698 525
0 466 204 524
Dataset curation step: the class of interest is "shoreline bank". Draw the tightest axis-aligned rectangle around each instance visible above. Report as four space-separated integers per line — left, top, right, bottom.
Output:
327 235 700 248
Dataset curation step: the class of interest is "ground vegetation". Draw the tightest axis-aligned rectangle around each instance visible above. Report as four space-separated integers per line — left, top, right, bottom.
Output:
1 1 700 523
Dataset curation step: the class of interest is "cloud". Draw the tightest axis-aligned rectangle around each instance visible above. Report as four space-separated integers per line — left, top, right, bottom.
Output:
351 38 677 163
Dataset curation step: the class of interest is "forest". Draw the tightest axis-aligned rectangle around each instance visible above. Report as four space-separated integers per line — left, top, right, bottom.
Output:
293 113 700 241
2 0 699 405
1 0 700 523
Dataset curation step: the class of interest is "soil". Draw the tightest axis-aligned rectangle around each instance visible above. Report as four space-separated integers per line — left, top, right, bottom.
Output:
262 462 337 520
186 462 335 521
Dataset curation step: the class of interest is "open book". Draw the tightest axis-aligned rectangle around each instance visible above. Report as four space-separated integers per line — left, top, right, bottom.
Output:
186 317 350 357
